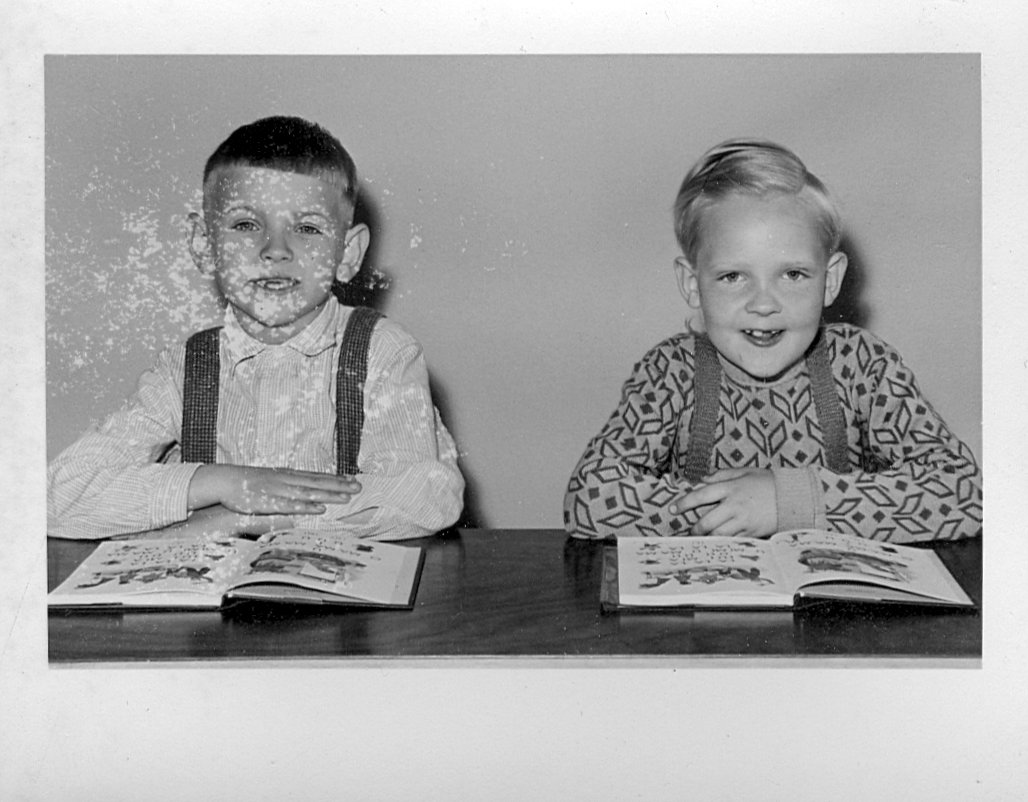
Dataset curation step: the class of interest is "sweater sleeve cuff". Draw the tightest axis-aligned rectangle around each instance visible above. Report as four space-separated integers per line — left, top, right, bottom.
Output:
771 466 826 531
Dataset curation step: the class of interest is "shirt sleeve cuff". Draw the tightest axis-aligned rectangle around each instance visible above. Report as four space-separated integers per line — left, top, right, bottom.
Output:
294 508 437 541
149 463 202 528
771 466 826 531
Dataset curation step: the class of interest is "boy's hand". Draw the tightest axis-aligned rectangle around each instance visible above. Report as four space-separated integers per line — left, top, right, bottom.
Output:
116 505 295 540
188 465 362 515
670 468 778 538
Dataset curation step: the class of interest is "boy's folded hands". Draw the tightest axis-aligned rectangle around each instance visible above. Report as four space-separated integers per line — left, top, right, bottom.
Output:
188 464 362 516
670 468 778 539
108 465 362 540
114 504 297 540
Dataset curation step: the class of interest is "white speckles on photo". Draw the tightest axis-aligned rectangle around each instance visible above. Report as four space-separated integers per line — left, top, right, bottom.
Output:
47 170 222 402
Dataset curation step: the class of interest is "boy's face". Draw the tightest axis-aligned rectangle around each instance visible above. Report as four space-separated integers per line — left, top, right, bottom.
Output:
190 166 367 344
676 192 847 382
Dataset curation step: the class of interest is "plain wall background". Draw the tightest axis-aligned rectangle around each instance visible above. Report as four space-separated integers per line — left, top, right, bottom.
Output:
45 54 981 528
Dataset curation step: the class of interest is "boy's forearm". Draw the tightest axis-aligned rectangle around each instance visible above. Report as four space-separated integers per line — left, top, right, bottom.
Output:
355 330 465 538
48 461 198 539
47 345 197 539
816 451 982 543
564 459 702 539
309 458 464 539
827 343 985 543
303 507 456 541
564 412 696 538
565 342 696 539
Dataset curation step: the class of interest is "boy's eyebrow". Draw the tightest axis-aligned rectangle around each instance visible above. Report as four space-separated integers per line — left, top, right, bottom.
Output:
217 202 259 215
216 203 335 220
706 259 820 269
777 260 820 269
703 261 752 271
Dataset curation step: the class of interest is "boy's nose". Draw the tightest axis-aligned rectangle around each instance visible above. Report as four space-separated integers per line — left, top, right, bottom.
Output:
745 284 781 315
260 230 293 262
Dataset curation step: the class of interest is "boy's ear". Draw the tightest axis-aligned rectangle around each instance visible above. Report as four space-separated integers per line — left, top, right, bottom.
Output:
823 251 849 307
336 222 370 284
673 256 702 309
188 212 213 274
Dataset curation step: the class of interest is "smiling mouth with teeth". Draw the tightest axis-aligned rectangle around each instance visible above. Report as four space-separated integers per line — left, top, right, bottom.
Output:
742 329 784 346
252 277 300 291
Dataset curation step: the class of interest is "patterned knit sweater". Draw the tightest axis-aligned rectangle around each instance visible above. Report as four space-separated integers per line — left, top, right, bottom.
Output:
563 324 982 543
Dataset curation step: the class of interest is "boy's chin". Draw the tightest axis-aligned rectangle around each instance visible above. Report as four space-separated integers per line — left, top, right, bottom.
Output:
231 308 317 344
734 361 803 383
715 342 810 383
704 326 824 383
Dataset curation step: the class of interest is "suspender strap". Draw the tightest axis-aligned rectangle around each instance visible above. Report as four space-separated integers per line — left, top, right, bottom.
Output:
181 326 222 464
179 307 383 475
806 331 850 474
335 306 382 476
684 335 722 483
684 329 851 481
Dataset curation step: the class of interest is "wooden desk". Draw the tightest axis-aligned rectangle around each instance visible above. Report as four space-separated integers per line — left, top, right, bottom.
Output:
48 529 981 663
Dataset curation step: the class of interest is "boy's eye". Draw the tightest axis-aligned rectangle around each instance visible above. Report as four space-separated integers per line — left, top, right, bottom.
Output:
230 220 259 232
296 223 323 235
784 269 809 281
716 271 742 284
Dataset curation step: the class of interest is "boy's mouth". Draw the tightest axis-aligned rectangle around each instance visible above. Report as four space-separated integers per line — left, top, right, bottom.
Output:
742 329 784 347
251 277 300 292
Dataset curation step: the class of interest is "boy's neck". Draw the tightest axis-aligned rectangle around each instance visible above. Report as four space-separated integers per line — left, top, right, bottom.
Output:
711 341 813 386
719 359 801 386
228 296 337 346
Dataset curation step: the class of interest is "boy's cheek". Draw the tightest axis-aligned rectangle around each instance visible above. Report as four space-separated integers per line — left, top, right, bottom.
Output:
216 274 256 299
215 237 256 257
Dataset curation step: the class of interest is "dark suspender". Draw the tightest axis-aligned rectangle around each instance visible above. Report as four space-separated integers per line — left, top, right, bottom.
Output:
335 306 381 475
683 335 723 483
805 332 850 475
181 327 221 465
181 306 383 474
684 330 850 482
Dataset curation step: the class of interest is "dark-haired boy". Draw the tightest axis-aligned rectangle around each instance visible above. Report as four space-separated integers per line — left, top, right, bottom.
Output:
49 116 464 540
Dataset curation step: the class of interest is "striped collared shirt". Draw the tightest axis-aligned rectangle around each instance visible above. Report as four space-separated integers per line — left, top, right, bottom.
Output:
48 298 464 540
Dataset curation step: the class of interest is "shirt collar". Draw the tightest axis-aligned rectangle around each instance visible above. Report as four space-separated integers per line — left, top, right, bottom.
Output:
221 297 342 365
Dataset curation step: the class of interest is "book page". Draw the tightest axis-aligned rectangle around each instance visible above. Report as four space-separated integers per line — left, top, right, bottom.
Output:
231 530 418 606
616 537 793 607
47 537 249 606
770 529 970 603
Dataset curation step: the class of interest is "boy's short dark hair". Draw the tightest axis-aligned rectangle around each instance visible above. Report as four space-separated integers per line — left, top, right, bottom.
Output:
203 115 358 206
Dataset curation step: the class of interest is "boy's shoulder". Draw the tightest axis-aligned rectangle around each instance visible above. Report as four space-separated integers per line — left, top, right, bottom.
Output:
822 323 903 365
640 331 699 363
347 307 421 356
626 332 704 388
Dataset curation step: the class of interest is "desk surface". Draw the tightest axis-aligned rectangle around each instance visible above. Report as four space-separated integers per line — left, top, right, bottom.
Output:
48 529 981 663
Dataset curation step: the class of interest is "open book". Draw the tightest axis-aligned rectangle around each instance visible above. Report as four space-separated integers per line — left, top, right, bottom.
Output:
601 529 974 611
47 529 425 611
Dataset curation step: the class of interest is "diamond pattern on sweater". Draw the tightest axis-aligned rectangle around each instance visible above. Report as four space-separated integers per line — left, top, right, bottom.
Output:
564 324 982 543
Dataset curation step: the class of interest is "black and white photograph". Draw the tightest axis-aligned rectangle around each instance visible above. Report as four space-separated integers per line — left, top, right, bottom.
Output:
3 2 1027 800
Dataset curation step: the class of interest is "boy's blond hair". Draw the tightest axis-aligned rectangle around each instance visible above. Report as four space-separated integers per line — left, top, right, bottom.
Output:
673 139 842 262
